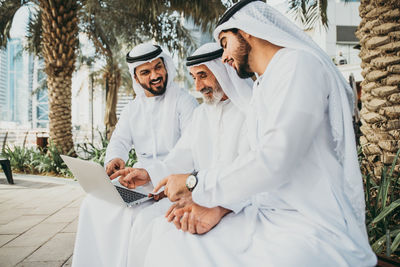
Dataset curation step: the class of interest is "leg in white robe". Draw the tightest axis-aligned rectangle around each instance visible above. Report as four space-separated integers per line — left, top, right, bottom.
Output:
142 205 354 267
126 198 173 266
72 195 160 267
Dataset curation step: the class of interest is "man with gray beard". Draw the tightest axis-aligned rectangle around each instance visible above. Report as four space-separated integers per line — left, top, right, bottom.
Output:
110 43 253 266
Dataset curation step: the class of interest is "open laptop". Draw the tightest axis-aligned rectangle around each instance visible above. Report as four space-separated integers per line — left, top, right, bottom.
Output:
61 155 153 207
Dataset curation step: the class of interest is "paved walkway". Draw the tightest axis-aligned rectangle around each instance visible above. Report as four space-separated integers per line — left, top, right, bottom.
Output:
0 173 85 267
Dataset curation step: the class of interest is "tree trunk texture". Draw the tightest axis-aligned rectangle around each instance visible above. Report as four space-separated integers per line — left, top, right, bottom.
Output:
104 64 121 140
356 0 400 177
39 0 79 155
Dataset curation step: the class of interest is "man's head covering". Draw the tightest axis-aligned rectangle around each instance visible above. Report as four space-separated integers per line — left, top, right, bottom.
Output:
126 43 177 98
214 1 366 235
186 43 252 113
126 43 180 159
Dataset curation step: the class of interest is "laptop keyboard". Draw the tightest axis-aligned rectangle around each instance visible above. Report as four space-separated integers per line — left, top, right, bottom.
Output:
115 186 147 203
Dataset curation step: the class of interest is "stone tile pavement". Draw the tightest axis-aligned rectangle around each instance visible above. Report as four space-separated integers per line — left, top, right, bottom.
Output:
0 173 85 267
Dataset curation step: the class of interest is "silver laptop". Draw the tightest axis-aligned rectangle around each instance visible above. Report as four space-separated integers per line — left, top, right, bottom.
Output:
61 155 152 207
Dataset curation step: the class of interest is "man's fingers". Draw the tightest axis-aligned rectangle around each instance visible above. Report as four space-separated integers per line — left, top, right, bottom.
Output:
164 186 169 199
126 177 136 189
166 203 178 219
188 213 196 234
118 176 126 187
173 215 181 229
153 177 168 193
110 169 123 180
123 173 136 188
181 212 189 232
173 207 186 218
119 161 125 170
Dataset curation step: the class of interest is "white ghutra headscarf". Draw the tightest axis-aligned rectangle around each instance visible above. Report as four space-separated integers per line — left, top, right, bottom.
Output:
188 42 253 112
126 43 180 159
214 1 366 234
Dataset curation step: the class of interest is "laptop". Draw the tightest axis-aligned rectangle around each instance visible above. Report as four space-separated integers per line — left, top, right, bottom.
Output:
61 155 153 207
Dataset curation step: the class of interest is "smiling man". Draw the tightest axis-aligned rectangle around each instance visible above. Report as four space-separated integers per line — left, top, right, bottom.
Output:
148 1 377 267
104 44 198 177
107 42 253 266
71 43 198 267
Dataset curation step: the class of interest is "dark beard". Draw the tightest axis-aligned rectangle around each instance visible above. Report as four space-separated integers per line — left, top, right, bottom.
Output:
235 33 254 79
141 74 168 96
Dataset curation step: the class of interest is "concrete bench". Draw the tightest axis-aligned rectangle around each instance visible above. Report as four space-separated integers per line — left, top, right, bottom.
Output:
0 158 14 184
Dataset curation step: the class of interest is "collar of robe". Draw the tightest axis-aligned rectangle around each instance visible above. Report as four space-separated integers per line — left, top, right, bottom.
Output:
186 49 223 66
126 45 162 63
217 0 262 27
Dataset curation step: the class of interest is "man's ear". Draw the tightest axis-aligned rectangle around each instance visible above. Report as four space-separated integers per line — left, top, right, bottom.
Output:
238 30 251 41
134 74 139 83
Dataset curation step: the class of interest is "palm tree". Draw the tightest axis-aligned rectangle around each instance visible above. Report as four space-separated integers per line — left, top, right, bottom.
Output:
356 0 400 177
1 0 79 155
79 0 225 139
1 0 225 149
285 0 399 177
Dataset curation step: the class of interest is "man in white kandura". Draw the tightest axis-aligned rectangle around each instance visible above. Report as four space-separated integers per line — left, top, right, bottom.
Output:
148 1 377 266
110 42 253 266
72 43 198 267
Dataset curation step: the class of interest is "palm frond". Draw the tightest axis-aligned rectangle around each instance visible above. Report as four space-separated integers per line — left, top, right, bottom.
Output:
287 0 329 30
25 5 42 57
0 0 24 48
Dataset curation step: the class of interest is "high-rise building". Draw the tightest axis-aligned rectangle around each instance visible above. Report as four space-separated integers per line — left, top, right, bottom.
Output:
0 38 47 128
0 49 7 120
32 59 49 128
0 38 34 126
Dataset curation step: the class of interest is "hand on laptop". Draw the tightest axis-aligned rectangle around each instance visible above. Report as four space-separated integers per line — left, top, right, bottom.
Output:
153 173 191 202
110 168 150 189
149 191 166 201
106 158 125 176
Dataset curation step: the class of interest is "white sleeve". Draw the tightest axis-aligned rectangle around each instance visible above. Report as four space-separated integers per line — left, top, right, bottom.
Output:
192 51 328 208
104 103 134 166
146 113 197 186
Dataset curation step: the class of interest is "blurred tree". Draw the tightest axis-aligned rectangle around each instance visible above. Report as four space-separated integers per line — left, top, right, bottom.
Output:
0 0 225 149
355 0 400 177
1 0 79 155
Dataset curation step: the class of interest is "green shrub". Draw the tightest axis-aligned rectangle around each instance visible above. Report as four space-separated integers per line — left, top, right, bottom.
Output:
1 142 72 177
361 148 400 258
2 146 37 173
31 142 72 177
77 131 137 167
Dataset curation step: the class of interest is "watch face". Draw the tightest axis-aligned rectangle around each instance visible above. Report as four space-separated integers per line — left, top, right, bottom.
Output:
187 175 196 189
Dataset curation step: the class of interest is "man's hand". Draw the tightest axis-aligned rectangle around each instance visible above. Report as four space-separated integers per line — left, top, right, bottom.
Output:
106 158 125 176
166 198 231 235
149 191 166 201
153 174 190 202
110 168 150 189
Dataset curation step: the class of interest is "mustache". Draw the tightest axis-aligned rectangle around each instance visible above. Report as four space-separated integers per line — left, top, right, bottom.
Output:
150 77 163 84
200 87 212 94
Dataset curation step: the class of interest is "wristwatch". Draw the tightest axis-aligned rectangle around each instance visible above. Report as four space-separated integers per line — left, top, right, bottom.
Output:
186 171 198 192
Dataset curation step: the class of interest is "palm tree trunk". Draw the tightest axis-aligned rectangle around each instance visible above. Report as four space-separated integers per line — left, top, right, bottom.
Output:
356 0 400 176
104 64 121 140
39 0 79 155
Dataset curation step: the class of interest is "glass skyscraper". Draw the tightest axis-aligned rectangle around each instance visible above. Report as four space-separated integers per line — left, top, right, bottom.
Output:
0 38 48 128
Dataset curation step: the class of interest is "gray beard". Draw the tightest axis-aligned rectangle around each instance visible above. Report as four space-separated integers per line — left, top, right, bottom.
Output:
203 87 224 105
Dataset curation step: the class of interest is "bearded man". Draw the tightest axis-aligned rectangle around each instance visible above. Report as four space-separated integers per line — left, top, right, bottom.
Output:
72 43 198 267
149 1 377 266
110 42 252 266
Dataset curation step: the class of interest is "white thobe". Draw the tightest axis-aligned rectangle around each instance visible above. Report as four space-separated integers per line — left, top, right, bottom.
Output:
143 49 377 267
72 88 198 267
105 88 198 167
126 100 249 266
